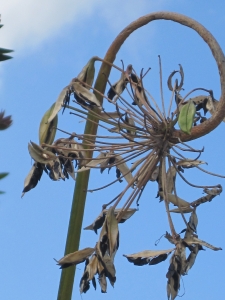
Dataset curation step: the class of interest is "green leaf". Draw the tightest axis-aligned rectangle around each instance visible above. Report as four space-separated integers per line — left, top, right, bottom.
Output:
0 54 13 61
178 101 196 134
0 47 14 54
0 172 8 180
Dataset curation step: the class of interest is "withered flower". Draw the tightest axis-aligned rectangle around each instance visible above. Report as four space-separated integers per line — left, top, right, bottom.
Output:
24 55 224 299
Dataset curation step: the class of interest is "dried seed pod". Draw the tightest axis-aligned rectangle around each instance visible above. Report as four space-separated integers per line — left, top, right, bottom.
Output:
188 209 198 233
149 166 159 181
101 255 116 286
205 96 225 122
124 248 174 266
190 193 217 207
47 158 65 181
98 272 107 293
178 100 196 134
100 152 115 173
115 155 133 184
130 73 147 106
47 86 71 123
184 244 204 275
63 159 76 180
203 185 222 196
148 254 168 265
169 206 193 214
39 103 58 145
21 162 44 197
125 111 136 139
106 207 119 257
167 273 180 300
84 208 136 233
55 247 95 269
28 141 56 164
184 236 222 251
79 255 98 294
166 166 176 194
77 56 98 89
163 193 191 208
77 152 108 172
72 82 101 107
79 259 91 294
177 159 206 168
107 64 132 102
166 252 182 300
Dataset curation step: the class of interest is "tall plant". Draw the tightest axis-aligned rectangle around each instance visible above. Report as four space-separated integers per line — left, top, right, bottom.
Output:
22 12 225 300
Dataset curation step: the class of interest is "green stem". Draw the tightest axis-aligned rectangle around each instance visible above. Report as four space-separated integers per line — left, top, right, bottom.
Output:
57 57 113 300
57 170 90 300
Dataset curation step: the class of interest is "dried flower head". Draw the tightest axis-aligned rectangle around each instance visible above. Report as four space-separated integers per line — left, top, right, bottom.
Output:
22 53 225 299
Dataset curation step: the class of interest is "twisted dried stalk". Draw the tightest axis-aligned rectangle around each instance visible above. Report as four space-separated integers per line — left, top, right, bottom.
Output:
57 11 225 300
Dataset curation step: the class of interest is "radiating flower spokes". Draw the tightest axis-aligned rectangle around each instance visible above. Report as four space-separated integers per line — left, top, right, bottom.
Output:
23 56 224 298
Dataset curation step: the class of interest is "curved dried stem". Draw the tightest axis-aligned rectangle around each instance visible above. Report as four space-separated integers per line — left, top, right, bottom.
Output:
101 11 225 142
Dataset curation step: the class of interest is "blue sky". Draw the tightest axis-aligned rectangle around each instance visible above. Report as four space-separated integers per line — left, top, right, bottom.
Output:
1 1 225 299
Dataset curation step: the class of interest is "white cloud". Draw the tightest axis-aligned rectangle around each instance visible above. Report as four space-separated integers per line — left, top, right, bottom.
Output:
0 0 169 54
0 0 102 52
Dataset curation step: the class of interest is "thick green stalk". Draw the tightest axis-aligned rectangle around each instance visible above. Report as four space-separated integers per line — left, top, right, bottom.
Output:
57 169 90 300
57 62 113 300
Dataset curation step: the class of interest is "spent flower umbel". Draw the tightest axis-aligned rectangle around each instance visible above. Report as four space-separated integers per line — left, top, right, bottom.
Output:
23 56 224 298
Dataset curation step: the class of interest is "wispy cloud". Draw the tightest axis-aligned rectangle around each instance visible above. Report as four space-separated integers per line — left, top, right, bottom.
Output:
0 0 102 52
0 0 169 54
